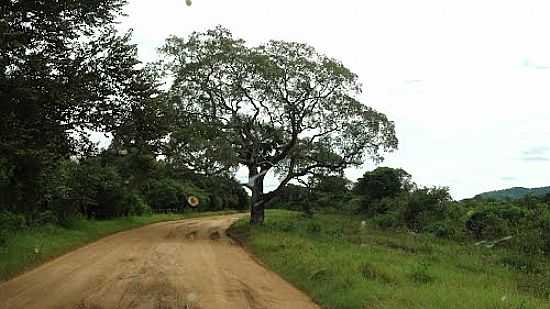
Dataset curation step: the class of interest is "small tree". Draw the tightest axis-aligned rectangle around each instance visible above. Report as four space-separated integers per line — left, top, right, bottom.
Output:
309 174 351 195
160 27 398 224
353 167 413 202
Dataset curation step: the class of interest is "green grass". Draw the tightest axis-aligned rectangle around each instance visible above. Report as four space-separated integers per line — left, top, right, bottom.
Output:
0 210 239 282
229 210 550 309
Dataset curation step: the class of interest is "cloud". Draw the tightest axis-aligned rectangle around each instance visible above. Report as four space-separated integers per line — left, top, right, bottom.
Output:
522 156 550 162
521 146 550 162
522 59 550 70
523 146 550 156
403 79 423 84
500 177 516 181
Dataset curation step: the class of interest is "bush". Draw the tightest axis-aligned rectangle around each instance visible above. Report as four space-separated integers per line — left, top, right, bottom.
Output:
31 210 58 226
0 211 26 245
66 160 129 219
465 203 526 239
513 211 550 255
372 212 401 229
142 178 186 211
49 197 81 226
400 187 452 232
133 195 152 216
120 192 151 216
424 222 454 238
363 196 401 217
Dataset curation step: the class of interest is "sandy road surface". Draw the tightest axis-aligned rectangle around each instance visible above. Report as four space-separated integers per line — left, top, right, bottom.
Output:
0 215 319 309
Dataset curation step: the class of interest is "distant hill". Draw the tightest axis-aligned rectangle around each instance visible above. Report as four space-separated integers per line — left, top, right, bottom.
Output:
475 186 550 200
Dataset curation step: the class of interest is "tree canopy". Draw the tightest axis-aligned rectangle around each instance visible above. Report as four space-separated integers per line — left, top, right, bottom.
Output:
0 0 163 214
159 27 398 223
353 167 413 202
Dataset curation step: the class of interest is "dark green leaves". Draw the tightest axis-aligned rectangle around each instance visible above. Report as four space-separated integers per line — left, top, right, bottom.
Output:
159 27 398 199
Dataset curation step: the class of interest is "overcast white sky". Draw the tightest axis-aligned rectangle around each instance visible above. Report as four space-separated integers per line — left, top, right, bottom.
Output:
117 0 550 200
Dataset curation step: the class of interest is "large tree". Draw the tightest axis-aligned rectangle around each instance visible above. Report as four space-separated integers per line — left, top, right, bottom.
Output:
0 0 156 214
160 27 398 224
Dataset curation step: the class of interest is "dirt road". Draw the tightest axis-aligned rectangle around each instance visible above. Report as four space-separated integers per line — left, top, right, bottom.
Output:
0 215 319 309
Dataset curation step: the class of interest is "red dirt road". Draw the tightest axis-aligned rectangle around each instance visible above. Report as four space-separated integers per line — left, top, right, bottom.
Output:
0 215 319 309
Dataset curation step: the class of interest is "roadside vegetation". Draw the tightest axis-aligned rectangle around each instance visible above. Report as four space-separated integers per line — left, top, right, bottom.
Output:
0 210 237 282
230 209 550 309
230 167 550 308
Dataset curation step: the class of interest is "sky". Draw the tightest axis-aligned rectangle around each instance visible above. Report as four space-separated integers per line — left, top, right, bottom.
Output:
116 0 550 200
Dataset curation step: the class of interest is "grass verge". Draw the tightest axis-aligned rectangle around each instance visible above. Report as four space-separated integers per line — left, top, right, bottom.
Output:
0 210 239 282
228 209 550 309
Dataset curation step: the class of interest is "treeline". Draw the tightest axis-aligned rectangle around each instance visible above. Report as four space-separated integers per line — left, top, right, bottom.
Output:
276 167 550 258
0 145 249 243
0 0 251 244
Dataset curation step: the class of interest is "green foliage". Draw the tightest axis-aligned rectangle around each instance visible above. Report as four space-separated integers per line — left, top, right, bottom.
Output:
192 175 250 211
68 159 128 219
275 184 313 212
133 196 153 216
513 208 550 256
400 187 452 232
142 178 187 211
0 212 26 245
229 210 549 308
354 167 413 202
366 186 550 257
363 186 454 233
465 203 526 239
372 212 401 229
159 26 398 223
0 158 14 207
121 192 152 216
424 221 455 238
281 165 550 262
1 0 163 219
309 174 351 195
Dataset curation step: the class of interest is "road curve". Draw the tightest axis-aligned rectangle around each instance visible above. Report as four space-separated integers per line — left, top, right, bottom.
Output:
0 215 319 309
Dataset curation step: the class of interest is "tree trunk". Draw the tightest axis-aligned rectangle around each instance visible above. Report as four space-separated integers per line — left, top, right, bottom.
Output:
249 167 265 225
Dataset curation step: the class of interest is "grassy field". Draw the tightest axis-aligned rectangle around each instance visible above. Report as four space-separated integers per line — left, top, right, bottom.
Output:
229 210 550 309
0 210 238 282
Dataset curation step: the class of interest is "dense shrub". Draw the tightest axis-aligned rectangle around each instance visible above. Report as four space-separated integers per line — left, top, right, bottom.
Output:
424 221 455 238
120 192 152 216
363 195 403 217
465 203 526 239
372 212 401 229
400 187 452 231
142 178 187 211
0 158 15 212
513 210 550 255
133 195 153 216
0 211 26 245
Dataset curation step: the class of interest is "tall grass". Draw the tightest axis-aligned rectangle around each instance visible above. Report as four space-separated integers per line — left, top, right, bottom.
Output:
229 210 550 309
0 211 238 281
